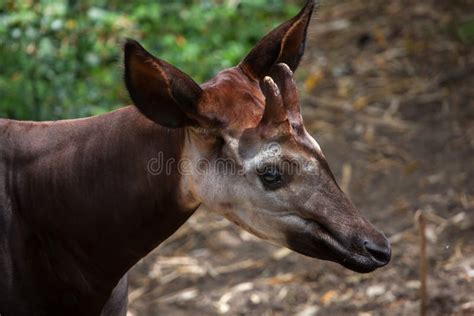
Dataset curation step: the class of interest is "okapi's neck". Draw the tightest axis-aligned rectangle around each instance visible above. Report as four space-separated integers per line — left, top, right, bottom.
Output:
7 106 198 297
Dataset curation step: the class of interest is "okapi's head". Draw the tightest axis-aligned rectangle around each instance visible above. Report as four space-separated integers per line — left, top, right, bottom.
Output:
124 0 390 273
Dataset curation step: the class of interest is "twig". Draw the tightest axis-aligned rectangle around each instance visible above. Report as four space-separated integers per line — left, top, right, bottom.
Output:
304 95 413 130
415 210 428 316
435 64 474 86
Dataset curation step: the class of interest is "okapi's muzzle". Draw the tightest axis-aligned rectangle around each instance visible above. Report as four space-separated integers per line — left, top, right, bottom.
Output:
284 193 391 273
286 219 391 273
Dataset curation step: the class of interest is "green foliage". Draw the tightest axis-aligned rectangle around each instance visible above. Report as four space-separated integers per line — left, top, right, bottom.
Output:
0 0 299 120
456 17 474 44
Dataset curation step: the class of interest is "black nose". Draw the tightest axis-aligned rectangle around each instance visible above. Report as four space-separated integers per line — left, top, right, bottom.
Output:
364 239 391 265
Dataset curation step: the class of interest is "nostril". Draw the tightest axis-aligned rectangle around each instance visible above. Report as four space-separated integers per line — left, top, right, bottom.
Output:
363 240 391 265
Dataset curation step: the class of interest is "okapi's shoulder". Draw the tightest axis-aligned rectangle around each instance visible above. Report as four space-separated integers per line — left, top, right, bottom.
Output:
0 118 18 160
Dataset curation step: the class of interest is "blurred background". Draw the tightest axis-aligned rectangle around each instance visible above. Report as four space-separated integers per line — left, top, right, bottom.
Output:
1 0 473 315
0 0 299 119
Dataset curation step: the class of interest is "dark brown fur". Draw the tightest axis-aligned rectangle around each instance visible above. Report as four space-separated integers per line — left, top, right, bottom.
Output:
0 108 196 315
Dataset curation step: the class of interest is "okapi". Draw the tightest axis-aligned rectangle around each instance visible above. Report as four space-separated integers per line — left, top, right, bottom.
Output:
0 1 390 315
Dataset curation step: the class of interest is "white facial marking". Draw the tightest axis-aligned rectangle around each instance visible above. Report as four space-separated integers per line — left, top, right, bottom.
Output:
305 130 322 154
244 141 282 171
183 123 329 249
223 134 239 150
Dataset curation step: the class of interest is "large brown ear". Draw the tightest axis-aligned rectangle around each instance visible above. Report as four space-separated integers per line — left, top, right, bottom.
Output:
239 0 316 81
124 39 205 128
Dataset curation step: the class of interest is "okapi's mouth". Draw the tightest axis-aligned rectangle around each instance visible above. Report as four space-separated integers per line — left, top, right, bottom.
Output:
284 215 391 273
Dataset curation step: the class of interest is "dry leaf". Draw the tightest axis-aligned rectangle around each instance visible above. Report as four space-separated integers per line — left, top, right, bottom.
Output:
320 290 338 305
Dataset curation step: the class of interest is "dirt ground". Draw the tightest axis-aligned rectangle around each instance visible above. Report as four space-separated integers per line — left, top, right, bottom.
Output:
127 0 474 315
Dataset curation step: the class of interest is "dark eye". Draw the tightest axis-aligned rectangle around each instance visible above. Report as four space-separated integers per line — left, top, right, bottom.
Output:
258 165 283 188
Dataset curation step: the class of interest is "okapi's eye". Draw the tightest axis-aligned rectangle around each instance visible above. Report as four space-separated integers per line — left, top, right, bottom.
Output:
258 165 284 189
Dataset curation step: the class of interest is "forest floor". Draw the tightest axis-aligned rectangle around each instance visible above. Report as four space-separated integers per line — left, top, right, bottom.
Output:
128 0 474 315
